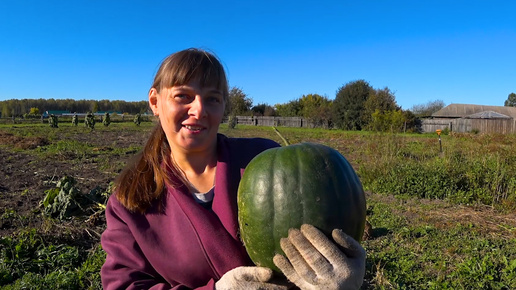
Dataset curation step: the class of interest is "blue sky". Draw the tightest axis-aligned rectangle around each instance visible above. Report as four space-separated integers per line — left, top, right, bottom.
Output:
1 0 515 110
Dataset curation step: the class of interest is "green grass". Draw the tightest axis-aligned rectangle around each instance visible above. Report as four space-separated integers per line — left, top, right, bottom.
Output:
0 229 105 290
364 193 516 289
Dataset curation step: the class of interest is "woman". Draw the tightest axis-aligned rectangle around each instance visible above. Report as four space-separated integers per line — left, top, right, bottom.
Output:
101 48 365 289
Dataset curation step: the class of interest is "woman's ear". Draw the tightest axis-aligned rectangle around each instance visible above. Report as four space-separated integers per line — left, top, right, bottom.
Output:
149 88 159 116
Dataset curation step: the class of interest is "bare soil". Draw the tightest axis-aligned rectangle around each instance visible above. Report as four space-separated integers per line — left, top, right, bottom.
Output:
0 128 149 247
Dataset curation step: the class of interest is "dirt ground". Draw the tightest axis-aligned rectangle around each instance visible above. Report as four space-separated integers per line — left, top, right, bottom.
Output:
0 128 149 246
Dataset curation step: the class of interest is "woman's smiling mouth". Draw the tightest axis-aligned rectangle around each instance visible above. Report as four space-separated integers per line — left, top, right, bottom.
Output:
183 125 205 132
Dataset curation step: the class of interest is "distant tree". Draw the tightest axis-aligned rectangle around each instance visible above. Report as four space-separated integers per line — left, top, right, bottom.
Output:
23 107 41 119
299 94 333 128
91 102 99 113
369 110 402 132
401 110 421 133
251 103 266 116
410 100 445 117
332 80 374 130
251 103 276 116
504 93 516 107
363 87 399 129
0 98 151 118
274 100 302 117
29 107 40 115
1 102 9 117
225 87 253 116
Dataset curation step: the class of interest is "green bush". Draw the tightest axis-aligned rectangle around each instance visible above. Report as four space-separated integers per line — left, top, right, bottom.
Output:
72 114 79 126
41 176 81 220
40 176 110 220
133 113 141 126
48 115 58 128
228 115 237 129
84 112 95 130
103 112 110 127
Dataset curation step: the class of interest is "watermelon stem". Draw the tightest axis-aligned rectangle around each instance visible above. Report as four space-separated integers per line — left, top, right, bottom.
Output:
272 126 290 146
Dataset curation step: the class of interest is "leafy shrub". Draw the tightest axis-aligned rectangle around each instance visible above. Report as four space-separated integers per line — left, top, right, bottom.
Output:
41 176 81 220
72 114 79 126
48 115 58 128
103 112 111 127
40 176 109 220
228 115 237 129
84 112 95 130
133 113 141 126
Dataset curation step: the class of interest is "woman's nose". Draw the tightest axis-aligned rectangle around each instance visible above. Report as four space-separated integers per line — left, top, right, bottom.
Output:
188 96 207 119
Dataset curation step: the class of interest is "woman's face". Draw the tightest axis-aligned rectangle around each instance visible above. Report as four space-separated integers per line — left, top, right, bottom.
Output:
149 78 225 155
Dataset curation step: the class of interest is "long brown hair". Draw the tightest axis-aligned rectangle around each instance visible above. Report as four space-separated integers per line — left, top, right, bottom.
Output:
114 48 229 213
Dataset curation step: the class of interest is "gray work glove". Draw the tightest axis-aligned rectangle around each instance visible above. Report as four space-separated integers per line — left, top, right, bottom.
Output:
215 266 289 290
273 224 366 290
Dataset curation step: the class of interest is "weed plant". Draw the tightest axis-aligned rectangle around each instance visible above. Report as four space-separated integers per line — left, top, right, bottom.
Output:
0 229 105 289
364 194 516 289
357 133 516 211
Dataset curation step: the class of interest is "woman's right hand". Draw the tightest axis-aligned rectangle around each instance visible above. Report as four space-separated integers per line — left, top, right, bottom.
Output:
215 266 288 290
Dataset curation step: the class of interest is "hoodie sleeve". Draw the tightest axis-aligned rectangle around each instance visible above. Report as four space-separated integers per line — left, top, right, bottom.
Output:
101 196 216 290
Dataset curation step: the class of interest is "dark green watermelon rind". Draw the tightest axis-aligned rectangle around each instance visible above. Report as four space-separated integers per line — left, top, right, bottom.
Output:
237 143 366 273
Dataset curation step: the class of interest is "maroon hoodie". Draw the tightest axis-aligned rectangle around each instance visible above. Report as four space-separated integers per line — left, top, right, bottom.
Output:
101 134 280 289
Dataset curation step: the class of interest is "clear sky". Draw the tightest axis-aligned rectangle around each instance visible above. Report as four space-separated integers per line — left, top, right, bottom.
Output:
1 0 515 110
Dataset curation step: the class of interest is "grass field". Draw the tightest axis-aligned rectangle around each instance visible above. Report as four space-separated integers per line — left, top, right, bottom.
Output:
1 122 516 289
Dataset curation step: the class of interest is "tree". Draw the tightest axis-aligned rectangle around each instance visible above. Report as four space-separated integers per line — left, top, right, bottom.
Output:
251 103 276 116
504 93 516 107
225 87 253 116
401 110 421 133
410 100 445 117
263 106 276 117
363 87 399 130
91 102 99 113
275 100 302 117
332 80 374 130
299 94 333 128
29 107 40 115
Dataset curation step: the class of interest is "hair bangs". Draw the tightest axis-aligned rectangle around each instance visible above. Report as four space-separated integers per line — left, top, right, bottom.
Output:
154 49 228 98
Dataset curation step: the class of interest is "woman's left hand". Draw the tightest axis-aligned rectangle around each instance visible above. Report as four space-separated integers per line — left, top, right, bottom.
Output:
273 224 366 290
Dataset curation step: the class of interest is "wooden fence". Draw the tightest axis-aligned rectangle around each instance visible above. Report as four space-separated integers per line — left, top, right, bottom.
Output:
223 116 317 128
422 118 516 134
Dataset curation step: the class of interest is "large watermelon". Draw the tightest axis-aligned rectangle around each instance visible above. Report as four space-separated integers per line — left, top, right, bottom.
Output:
237 142 366 272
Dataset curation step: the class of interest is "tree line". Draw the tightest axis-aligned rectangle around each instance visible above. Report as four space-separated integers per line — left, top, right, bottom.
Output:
1 80 450 132
226 80 445 132
0 98 149 118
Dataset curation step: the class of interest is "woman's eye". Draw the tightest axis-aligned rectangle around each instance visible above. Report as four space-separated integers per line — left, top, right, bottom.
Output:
175 94 191 101
208 96 222 103
208 97 220 103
